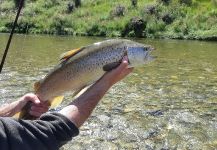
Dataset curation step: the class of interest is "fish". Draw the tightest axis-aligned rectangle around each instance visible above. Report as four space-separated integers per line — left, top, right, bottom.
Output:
16 39 154 119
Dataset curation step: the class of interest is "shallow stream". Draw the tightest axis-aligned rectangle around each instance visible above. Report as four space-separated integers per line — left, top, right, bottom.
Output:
0 34 217 149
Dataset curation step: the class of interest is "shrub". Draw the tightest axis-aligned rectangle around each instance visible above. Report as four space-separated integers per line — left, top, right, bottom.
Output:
86 24 106 36
158 0 170 5
131 0 138 7
74 0 81 8
123 17 147 37
0 0 15 12
50 14 69 34
145 4 157 15
162 13 174 24
13 0 25 8
111 5 125 17
146 20 166 34
179 0 192 6
67 2 75 13
43 0 60 8
16 20 35 33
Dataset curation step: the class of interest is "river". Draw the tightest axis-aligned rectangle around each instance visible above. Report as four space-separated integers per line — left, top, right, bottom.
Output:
0 33 217 149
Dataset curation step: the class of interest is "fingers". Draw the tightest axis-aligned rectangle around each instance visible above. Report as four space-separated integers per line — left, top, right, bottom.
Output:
102 56 134 86
116 56 128 72
23 93 40 104
115 56 134 76
29 102 49 117
22 93 50 117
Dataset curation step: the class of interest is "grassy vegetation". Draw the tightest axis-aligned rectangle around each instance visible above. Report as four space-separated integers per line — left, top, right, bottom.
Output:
0 0 217 40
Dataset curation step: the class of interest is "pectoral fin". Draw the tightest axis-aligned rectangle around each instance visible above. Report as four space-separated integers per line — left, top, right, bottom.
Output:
103 62 121 71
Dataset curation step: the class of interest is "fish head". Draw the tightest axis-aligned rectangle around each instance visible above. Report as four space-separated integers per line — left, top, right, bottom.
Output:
127 44 155 68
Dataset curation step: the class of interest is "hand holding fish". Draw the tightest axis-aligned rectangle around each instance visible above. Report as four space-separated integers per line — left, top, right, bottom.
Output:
18 93 50 118
0 93 49 117
101 56 133 86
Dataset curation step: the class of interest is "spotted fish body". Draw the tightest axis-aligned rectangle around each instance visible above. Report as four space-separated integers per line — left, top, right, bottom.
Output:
35 39 154 102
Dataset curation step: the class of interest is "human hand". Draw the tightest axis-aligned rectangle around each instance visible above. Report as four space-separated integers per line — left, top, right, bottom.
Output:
17 93 50 117
102 56 133 86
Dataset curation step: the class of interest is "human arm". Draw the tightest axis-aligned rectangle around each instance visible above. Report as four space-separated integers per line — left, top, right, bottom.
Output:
59 56 133 128
0 93 49 117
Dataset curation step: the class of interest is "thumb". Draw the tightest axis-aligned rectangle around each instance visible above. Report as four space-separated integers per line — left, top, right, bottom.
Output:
31 98 40 105
115 56 128 72
24 94 41 105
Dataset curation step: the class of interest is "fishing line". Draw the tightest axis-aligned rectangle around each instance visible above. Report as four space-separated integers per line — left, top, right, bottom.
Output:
0 0 25 73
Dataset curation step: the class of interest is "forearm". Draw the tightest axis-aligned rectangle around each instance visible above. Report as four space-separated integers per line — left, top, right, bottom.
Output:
0 101 21 117
59 78 112 128
59 56 132 128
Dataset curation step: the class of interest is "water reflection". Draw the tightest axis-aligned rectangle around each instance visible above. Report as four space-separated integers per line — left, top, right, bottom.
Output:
0 34 217 149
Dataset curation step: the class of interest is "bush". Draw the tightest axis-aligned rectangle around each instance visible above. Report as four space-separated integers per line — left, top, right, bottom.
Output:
43 0 60 8
0 0 15 12
131 0 137 7
16 20 35 33
123 17 147 37
50 14 69 34
158 0 170 5
144 4 157 15
86 24 106 36
13 0 25 8
146 20 166 34
13 0 20 8
179 0 192 6
74 0 81 8
162 13 174 24
111 5 125 17
67 2 75 13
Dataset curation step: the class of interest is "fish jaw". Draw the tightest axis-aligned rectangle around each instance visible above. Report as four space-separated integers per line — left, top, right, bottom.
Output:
127 46 154 68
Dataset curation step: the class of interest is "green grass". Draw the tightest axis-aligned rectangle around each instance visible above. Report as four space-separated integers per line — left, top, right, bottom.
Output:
0 0 216 40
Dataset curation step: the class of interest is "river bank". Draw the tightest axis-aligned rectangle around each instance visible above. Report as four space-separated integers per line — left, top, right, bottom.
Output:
0 0 217 40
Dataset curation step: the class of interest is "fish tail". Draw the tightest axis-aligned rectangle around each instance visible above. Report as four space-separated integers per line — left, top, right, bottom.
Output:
13 101 36 120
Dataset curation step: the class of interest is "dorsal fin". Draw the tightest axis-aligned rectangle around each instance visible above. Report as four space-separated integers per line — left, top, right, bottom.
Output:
60 48 84 61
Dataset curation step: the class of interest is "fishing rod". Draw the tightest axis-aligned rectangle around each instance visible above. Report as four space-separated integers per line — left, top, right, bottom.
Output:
0 0 25 73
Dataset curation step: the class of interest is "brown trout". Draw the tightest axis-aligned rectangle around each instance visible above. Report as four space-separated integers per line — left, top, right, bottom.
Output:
16 39 154 119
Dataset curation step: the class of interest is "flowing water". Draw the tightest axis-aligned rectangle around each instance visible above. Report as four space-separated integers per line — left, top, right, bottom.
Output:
0 33 217 150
